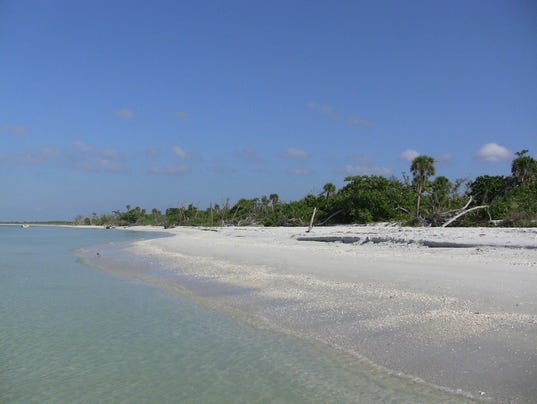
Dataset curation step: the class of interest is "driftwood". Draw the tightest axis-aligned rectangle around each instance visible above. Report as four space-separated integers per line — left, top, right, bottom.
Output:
307 207 317 232
441 205 489 227
317 209 344 226
441 196 473 216
438 196 489 227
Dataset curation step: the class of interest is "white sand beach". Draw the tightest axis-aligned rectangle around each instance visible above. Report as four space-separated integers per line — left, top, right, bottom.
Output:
126 225 537 402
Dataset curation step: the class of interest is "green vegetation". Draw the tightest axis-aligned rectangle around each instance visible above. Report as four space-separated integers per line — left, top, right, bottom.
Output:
75 151 537 228
410 155 435 220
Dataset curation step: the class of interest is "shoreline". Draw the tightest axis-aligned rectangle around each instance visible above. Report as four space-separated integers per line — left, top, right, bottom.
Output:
14 223 535 401
119 225 537 403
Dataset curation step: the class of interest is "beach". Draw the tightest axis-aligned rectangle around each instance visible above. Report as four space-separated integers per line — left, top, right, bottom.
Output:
125 225 537 403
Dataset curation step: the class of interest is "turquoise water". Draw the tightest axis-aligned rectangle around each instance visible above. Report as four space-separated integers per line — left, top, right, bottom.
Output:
0 226 471 403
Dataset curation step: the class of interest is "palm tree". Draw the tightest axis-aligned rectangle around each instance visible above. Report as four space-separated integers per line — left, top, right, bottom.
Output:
410 155 435 218
261 195 270 214
322 182 336 199
512 150 537 185
151 208 162 224
269 193 279 212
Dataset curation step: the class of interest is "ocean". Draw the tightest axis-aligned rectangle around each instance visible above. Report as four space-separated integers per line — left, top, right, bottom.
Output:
0 226 471 403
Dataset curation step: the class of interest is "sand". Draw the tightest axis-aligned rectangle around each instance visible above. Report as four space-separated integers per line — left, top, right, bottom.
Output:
125 224 537 403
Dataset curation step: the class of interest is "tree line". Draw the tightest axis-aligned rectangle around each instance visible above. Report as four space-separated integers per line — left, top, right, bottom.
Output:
74 150 537 228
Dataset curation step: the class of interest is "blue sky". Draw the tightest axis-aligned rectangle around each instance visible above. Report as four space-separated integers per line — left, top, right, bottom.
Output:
1 0 536 220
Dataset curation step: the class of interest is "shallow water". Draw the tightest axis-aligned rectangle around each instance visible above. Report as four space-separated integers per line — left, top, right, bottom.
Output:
1 226 473 403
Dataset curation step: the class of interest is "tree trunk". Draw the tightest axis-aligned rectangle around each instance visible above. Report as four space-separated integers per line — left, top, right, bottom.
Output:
307 207 317 233
442 205 489 227
416 183 422 218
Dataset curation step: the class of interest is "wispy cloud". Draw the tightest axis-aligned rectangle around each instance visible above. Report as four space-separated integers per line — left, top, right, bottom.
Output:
0 146 63 165
2 124 29 137
236 148 264 163
342 165 392 176
73 141 94 152
282 147 310 159
149 165 190 175
400 149 420 162
307 101 372 129
346 116 373 128
98 150 123 172
72 142 125 172
172 145 190 160
435 153 452 163
0 142 125 173
288 168 313 176
0 146 61 164
114 108 135 120
173 111 190 120
475 143 512 163
209 165 237 174
343 155 392 176
347 155 373 164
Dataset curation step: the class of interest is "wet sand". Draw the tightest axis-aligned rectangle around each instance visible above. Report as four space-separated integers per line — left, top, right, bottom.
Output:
126 225 537 403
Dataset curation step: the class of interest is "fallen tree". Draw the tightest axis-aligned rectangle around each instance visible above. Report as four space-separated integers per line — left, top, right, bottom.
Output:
441 203 490 227
425 196 490 227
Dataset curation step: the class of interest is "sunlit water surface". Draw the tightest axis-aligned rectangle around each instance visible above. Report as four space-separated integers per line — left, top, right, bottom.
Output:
0 226 472 403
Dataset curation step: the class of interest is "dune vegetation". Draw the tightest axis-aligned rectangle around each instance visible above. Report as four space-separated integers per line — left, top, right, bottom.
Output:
75 150 537 228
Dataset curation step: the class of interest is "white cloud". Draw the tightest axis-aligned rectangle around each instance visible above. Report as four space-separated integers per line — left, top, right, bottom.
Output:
400 149 452 164
149 165 190 175
288 168 313 176
400 149 420 162
114 108 135 120
342 165 392 176
172 145 190 160
2 124 28 137
475 143 512 162
307 101 372 129
283 147 310 159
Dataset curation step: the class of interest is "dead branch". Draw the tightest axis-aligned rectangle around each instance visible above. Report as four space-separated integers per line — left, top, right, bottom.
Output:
307 207 317 233
396 206 410 214
461 195 473 211
441 205 489 227
317 209 344 226
441 196 473 216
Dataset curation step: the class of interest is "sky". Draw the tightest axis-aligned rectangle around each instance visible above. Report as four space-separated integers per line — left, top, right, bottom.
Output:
1 0 536 221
